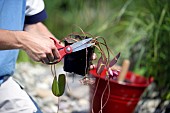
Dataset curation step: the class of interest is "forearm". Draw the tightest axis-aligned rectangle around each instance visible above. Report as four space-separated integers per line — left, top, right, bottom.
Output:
0 29 27 50
0 22 60 63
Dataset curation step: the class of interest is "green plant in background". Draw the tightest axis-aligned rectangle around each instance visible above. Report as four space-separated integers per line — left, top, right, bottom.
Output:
128 0 170 100
18 0 131 63
43 0 134 60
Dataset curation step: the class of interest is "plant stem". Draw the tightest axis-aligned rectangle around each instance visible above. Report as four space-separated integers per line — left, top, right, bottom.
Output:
57 97 59 113
98 79 110 113
91 77 101 113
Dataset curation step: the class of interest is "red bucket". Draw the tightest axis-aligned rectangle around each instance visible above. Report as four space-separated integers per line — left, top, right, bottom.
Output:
89 68 152 113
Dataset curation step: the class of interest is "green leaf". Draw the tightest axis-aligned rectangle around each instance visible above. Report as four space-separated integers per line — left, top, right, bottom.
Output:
58 74 66 96
52 74 66 97
52 76 60 96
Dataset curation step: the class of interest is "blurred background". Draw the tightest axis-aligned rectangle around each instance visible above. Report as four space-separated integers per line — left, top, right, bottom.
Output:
17 0 170 112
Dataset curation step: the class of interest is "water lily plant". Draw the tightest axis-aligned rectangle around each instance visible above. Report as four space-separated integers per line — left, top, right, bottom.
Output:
50 32 121 113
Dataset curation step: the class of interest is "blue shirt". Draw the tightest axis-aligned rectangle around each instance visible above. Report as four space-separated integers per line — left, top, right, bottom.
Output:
0 0 47 84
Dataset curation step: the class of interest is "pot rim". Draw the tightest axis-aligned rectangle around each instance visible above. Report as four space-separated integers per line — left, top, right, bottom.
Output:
89 68 152 88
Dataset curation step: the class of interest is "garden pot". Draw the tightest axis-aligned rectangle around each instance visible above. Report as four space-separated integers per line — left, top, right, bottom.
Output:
89 68 152 113
63 36 94 76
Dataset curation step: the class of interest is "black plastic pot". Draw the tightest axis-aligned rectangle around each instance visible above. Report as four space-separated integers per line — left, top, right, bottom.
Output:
63 35 94 76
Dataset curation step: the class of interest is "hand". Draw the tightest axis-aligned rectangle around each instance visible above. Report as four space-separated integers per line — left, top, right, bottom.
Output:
20 32 60 64
21 22 62 64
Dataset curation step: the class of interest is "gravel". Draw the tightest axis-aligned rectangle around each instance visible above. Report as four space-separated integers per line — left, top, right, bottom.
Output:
14 62 169 113
14 62 90 113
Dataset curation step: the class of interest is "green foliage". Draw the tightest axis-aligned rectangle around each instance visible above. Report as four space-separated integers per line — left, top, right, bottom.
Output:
43 0 135 59
127 0 170 99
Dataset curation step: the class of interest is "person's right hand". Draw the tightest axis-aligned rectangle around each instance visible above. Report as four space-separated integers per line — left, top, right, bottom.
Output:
19 32 60 64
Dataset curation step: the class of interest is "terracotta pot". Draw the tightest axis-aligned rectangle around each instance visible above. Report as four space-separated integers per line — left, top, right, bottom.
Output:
89 68 152 113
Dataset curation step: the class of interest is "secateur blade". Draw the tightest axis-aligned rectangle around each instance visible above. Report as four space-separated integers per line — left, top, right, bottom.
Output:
49 37 94 64
70 38 94 52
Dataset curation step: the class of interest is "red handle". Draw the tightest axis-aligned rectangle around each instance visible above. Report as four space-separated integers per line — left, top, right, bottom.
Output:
50 37 63 49
50 37 73 63
57 46 73 62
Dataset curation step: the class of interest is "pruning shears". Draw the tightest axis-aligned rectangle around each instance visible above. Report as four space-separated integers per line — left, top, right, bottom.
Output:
50 37 94 64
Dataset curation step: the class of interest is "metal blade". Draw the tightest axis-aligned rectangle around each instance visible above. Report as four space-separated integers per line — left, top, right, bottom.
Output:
72 43 95 52
70 38 92 50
